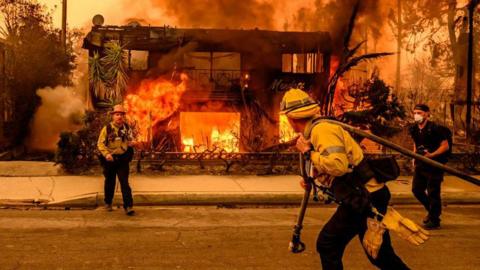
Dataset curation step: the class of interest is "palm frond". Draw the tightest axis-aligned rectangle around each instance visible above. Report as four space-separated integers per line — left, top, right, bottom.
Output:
327 52 394 110
88 52 103 82
101 41 129 101
343 1 360 52
88 52 107 98
337 52 394 77
346 40 366 60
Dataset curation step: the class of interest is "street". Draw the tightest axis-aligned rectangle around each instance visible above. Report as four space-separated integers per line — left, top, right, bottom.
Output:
0 205 479 269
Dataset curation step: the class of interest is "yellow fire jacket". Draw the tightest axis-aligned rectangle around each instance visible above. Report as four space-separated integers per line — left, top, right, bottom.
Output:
97 123 130 157
303 117 384 192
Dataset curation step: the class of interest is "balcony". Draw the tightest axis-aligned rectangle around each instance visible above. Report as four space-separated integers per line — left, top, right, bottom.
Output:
182 68 248 102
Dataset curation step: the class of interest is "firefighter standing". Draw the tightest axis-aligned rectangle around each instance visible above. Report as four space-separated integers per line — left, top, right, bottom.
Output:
281 89 411 270
97 104 135 216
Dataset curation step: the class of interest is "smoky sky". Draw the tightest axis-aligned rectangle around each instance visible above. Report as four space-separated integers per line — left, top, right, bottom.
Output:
120 0 388 48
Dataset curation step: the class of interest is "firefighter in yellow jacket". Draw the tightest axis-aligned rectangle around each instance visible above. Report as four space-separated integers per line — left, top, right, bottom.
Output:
281 89 416 270
97 104 135 216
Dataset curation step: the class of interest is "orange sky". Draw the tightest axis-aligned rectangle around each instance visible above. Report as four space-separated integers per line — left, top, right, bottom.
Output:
35 0 472 88
37 0 474 30
38 0 173 29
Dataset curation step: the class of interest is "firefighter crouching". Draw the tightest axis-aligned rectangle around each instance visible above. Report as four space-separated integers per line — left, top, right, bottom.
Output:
97 104 135 216
281 89 428 270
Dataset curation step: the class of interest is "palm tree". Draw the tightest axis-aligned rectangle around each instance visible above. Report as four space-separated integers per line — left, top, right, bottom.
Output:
102 41 129 103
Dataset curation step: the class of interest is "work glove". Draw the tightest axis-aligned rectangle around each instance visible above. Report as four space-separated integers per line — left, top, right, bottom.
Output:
381 207 429 245
362 218 386 259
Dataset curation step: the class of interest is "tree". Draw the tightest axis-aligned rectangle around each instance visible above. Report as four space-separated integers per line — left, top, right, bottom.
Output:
324 2 393 115
339 71 407 138
388 0 480 135
0 0 75 146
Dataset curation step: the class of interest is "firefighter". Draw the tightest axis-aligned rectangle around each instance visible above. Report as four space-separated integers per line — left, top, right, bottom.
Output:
97 104 135 216
281 88 420 270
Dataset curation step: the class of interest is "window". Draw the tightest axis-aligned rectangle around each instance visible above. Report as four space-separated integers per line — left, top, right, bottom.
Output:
282 53 323 73
183 52 242 88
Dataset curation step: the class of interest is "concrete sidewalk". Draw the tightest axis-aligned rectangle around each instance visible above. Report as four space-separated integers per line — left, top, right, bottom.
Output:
0 174 479 207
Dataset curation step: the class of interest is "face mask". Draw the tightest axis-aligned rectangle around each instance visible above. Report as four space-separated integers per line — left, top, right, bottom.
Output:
414 114 424 123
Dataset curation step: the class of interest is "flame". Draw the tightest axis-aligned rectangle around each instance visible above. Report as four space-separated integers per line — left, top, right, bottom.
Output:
180 112 239 152
182 137 195 152
329 56 340 78
210 127 238 152
279 114 296 143
332 78 347 117
124 74 187 142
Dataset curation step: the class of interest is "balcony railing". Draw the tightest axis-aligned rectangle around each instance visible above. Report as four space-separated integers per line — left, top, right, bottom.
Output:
183 68 247 88
181 68 248 101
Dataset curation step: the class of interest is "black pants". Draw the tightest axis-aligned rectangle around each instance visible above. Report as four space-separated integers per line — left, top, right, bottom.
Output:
316 186 409 270
412 169 443 223
102 157 133 209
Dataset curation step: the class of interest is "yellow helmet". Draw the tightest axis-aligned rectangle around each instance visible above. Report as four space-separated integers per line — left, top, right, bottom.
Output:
280 88 320 119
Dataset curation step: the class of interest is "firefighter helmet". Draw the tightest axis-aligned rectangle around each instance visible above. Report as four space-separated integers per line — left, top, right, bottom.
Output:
280 88 320 118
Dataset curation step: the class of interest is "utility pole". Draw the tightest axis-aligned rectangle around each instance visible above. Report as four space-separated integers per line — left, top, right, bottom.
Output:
466 0 478 139
395 0 402 93
61 0 67 51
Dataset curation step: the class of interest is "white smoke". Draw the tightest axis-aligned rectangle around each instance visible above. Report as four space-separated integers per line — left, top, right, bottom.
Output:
27 85 86 151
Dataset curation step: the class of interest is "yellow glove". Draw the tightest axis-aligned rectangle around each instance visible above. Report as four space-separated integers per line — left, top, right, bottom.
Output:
381 207 430 245
362 218 386 259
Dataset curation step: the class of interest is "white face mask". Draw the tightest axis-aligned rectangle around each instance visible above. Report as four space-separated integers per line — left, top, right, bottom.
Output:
414 114 424 123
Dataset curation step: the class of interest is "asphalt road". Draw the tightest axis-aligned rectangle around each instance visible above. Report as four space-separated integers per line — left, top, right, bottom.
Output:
0 205 479 269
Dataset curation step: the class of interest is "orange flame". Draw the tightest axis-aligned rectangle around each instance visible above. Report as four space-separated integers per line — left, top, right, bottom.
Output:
180 112 239 152
124 74 187 142
279 114 296 143
329 56 340 78
332 78 347 117
182 137 195 152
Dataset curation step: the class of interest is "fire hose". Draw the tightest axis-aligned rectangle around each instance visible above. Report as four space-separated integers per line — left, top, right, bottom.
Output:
288 153 312 253
289 120 480 253
322 120 480 186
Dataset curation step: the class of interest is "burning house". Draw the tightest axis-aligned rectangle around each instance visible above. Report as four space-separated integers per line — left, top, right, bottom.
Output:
83 19 332 153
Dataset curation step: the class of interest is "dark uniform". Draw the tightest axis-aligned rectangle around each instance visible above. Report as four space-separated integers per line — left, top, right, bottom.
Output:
409 121 450 226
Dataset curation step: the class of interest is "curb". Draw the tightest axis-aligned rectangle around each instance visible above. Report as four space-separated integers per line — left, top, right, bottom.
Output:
2 192 480 208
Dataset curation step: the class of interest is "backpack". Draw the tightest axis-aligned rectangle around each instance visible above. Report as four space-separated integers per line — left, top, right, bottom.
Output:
307 117 399 183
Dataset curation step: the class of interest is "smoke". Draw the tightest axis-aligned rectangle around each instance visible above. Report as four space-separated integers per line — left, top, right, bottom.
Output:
113 0 395 58
160 0 275 29
120 0 276 29
288 0 391 47
27 86 86 152
115 0 395 62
